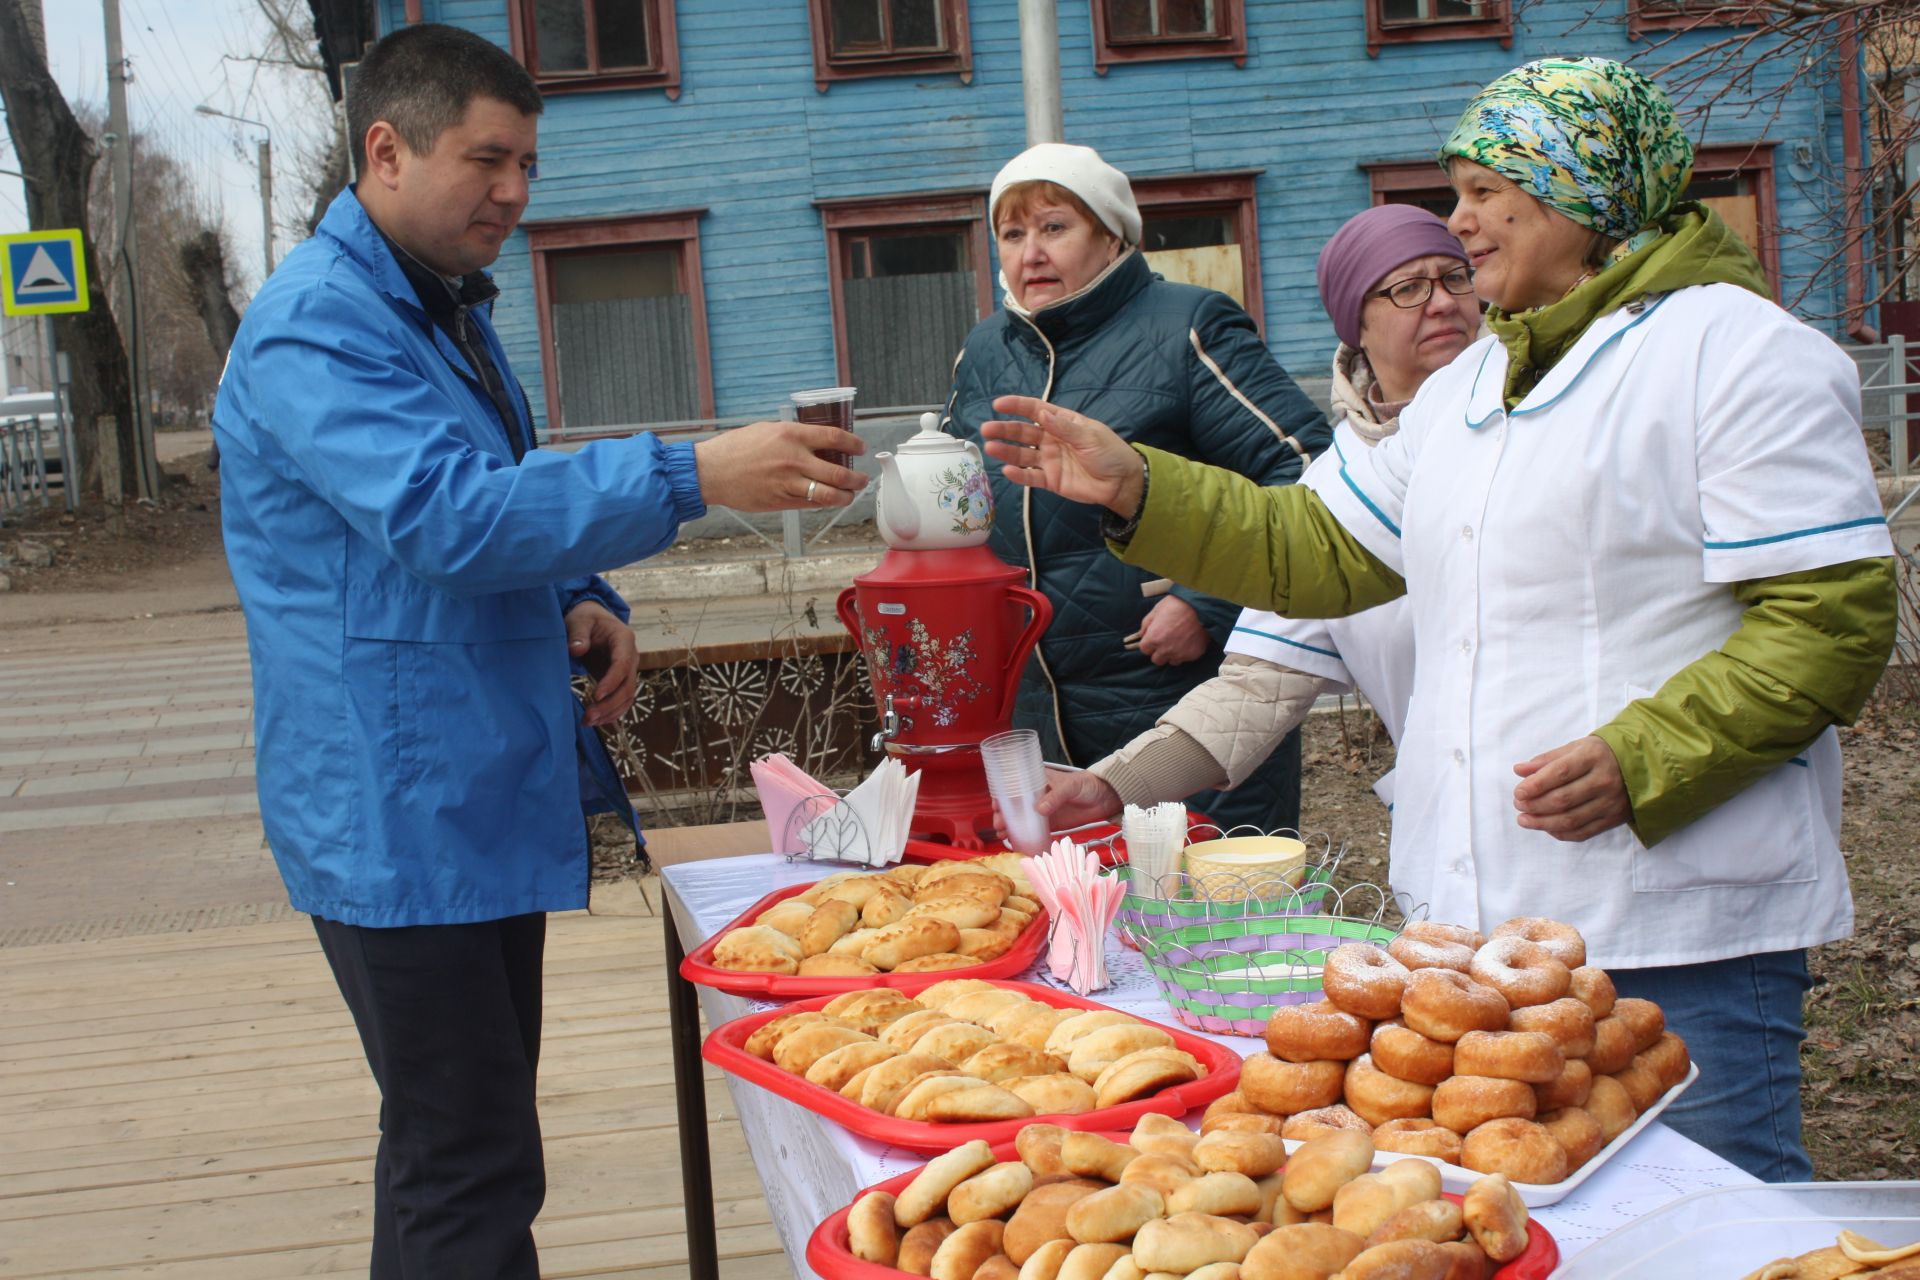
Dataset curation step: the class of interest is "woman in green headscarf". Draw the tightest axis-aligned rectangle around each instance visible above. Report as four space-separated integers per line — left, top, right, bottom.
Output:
978 57 1896 1183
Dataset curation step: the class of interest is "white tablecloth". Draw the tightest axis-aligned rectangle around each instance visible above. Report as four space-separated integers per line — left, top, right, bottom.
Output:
663 854 1758 1278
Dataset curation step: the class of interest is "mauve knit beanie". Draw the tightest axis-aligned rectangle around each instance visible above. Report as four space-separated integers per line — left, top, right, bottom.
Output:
1317 205 1470 349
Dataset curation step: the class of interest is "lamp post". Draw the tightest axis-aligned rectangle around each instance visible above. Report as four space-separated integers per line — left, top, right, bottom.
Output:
194 105 275 276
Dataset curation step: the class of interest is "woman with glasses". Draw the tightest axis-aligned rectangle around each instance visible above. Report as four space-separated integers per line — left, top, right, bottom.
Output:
1039 205 1478 831
982 58 1895 1182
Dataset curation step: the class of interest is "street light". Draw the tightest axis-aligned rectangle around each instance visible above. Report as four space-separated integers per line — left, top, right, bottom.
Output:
194 105 275 276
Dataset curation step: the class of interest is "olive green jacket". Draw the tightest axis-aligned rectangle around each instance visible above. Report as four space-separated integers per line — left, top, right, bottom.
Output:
1112 447 1896 846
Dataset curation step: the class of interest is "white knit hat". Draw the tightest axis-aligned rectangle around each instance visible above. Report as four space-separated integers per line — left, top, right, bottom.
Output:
989 143 1141 246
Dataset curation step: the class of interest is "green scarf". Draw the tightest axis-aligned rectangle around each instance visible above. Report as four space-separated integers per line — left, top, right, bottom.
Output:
1487 203 1770 409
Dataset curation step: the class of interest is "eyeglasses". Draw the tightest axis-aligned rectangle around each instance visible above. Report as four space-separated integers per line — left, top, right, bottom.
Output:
1370 267 1476 309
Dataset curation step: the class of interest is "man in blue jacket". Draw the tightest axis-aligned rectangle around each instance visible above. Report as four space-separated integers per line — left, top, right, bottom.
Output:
212 24 864 1278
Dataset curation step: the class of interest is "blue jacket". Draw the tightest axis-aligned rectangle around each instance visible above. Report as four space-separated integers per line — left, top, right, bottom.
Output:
213 189 706 926
946 252 1331 831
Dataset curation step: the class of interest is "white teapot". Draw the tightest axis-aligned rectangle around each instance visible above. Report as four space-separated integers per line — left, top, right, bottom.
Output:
874 412 994 550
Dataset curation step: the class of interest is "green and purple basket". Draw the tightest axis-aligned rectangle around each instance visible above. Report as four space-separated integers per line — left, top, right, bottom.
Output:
1116 873 1410 1038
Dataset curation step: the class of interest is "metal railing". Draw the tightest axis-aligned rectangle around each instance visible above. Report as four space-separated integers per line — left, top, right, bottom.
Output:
0 416 63 521
1851 337 1915 483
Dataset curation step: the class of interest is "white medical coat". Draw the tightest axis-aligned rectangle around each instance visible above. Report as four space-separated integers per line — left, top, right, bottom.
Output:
1313 284 1892 968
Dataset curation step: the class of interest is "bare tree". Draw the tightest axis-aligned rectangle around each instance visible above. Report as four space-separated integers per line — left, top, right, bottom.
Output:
180 229 243 359
1518 0 1920 331
0 0 139 498
228 0 349 244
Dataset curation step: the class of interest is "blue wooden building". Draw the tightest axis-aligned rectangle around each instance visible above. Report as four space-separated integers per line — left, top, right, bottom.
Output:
310 0 1861 437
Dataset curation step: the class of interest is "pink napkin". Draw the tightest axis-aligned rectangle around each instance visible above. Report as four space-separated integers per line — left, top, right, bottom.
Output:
751 754 834 854
1024 838 1127 994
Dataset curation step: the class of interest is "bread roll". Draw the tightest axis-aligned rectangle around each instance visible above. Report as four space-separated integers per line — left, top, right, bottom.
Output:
822 989 918 1031
907 896 1002 930
743 1009 829 1060
1068 1023 1177 1082
858 1053 953 1113
1118 1152 1199 1199
1065 1183 1165 1243
798 953 880 978
895 1139 996 1227
1341 1239 1453 1280
950 1161 1035 1225
828 927 881 958
919 1081 1034 1124
899 1217 958 1275
914 1021 1000 1065
1006 1072 1099 1116
753 899 816 936
1016 1237 1077 1280
1001 1005 1076 1052
773 1023 874 1076
929 1220 1005 1280
1166 1171 1262 1217
848 1190 899 1265
974 1255 1021 1280
882 1009 958 1054
1132 1212 1260 1271
1003 1178 1104 1264
1366 1198 1464 1246
862 885 913 929
958 928 1016 960
1061 1130 1139 1182
712 925 803 974
893 952 983 973
804 1040 897 1091
965 1043 1068 1084
864 917 963 970
1054 1243 1131 1280
1239 1223 1366 1280
892 1073 985 1120
1046 1010 1138 1055
1015 1123 1070 1177
1461 1172 1530 1263
1192 1129 1288 1178
799 898 860 956
1281 1130 1376 1212
1093 1047 1204 1108
914 977 999 1010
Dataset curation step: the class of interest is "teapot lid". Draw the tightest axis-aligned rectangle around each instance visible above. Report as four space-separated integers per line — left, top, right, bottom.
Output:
895 411 968 455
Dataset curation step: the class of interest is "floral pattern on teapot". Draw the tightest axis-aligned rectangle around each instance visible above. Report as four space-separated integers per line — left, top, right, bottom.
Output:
935 463 994 536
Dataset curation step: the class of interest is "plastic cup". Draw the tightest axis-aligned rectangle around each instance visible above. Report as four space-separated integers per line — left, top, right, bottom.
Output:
792 386 856 469
981 729 1049 853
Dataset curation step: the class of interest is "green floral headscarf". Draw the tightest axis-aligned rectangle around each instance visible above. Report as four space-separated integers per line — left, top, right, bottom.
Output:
1441 56 1693 256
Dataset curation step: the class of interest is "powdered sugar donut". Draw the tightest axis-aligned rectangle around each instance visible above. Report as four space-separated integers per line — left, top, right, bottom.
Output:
1371 1117 1464 1163
1344 1053 1437 1127
1320 943 1410 1020
1490 917 1587 969
1453 1030 1564 1084
1387 934 1474 973
1265 1000 1371 1064
1241 1052 1346 1116
1468 937 1571 1009
1568 965 1617 1018
1402 920 1486 951
1399 968 1509 1043
1282 1104 1375 1142
1370 1019 1454 1086
1508 997 1596 1059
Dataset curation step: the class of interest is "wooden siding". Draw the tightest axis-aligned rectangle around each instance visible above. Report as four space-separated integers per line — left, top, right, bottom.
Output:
382 0 1855 430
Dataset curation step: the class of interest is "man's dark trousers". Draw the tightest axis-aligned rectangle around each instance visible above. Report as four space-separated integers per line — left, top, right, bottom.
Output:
312 912 548 1279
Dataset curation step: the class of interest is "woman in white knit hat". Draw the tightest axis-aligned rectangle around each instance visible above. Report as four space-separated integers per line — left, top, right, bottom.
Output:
942 142 1332 836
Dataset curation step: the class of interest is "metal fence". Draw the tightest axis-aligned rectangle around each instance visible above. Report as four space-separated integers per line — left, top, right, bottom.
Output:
0 416 67 521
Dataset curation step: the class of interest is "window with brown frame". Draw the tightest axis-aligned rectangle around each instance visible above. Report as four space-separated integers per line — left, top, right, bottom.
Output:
1365 0 1511 57
819 193 992 405
1131 172 1265 330
807 0 972 91
524 211 714 436
1627 0 1766 39
1364 142 1781 295
1090 0 1247 74
507 0 682 98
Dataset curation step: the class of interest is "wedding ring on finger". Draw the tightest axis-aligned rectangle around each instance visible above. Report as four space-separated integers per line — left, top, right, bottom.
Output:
806 479 819 503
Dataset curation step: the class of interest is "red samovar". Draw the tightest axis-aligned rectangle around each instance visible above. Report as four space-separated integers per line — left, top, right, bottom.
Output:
836 415 1051 848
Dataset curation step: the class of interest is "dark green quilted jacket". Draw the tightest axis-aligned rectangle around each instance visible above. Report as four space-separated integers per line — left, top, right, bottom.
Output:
944 250 1332 832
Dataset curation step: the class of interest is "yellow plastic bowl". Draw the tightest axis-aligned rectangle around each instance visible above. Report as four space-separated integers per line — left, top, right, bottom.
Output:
1182 835 1309 902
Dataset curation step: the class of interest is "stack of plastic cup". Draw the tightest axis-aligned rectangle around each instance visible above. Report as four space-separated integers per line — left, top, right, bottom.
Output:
980 729 1050 853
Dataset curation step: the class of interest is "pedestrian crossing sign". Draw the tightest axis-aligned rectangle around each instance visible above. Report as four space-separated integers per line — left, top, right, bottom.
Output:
1 229 89 316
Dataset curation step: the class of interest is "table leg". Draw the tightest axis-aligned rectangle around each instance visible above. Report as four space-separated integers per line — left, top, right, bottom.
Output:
665 912 720 1280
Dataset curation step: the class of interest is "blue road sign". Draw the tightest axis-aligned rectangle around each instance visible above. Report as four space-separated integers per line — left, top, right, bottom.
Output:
1 230 89 316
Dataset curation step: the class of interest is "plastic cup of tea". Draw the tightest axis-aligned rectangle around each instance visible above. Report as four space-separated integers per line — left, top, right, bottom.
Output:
792 386 856 469
981 729 1049 853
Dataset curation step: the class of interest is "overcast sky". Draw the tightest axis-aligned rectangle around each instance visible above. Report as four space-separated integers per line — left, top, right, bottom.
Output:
0 0 333 297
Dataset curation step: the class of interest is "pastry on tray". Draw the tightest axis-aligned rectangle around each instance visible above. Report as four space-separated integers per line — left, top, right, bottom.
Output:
708 863 1041 977
744 984 1206 1122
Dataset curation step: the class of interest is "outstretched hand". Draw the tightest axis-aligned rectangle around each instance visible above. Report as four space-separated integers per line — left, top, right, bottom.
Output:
1513 735 1632 842
693 420 868 512
980 396 1144 516
1035 766 1124 829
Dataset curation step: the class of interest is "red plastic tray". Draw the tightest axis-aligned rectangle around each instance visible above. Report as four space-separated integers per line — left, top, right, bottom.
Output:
902 812 1216 867
805 1132 1561 1280
679 882 1051 998
702 979 1241 1154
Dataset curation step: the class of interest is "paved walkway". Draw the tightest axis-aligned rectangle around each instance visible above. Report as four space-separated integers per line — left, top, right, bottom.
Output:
0 608 794 1276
